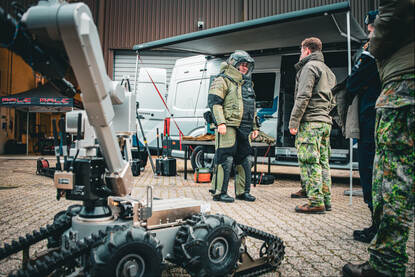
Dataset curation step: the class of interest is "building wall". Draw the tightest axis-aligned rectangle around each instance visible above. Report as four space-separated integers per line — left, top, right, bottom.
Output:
1 0 378 77
88 0 378 74
245 0 379 27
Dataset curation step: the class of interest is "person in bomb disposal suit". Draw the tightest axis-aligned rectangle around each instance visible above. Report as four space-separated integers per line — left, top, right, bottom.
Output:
289 37 336 214
208 50 259 203
346 10 381 243
343 0 414 276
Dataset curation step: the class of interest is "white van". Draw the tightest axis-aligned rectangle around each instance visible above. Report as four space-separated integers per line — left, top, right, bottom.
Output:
135 51 354 170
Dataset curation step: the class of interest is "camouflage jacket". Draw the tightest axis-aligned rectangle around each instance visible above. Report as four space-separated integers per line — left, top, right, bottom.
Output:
208 62 259 130
289 51 336 130
369 0 415 108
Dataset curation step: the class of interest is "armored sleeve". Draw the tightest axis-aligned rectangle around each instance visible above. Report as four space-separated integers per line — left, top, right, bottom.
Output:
289 65 318 130
208 77 228 126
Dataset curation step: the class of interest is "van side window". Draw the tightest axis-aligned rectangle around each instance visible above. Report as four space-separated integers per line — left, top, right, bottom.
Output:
252 73 276 108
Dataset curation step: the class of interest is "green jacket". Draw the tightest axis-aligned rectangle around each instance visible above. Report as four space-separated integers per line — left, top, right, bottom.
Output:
289 51 336 130
369 0 414 84
369 0 414 63
208 62 259 130
369 0 414 108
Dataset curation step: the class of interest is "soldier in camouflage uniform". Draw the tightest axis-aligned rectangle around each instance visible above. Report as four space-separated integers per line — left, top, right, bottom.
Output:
289 37 336 214
343 0 414 276
208 50 259 203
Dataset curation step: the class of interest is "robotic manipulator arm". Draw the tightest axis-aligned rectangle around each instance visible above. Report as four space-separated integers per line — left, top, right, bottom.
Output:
0 2 76 97
2 1 135 196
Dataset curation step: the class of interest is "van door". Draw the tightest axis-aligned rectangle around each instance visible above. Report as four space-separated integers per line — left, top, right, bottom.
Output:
252 55 282 139
167 59 210 137
195 59 222 129
252 71 280 139
168 78 206 137
136 68 167 148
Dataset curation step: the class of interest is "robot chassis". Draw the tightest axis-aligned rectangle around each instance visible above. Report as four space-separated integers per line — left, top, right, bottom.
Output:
0 1 285 276
0 187 285 277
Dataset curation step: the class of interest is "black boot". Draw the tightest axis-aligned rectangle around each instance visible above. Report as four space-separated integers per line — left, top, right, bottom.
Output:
213 193 235 203
343 262 388 277
236 192 256 202
353 225 377 243
235 158 255 202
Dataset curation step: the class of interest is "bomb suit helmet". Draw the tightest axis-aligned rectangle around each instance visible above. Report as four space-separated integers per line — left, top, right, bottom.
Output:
227 50 255 76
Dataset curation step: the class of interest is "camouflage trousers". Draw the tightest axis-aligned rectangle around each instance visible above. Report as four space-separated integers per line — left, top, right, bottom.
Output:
295 122 332 207
368 104 415 276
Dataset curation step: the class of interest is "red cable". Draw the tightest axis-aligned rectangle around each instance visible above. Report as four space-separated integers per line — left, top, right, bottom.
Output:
264 145 271 158
137 55 184 137
259 172 263 185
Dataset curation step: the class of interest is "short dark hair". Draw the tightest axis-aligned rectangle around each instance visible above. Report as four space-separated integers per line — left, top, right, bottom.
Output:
301 37 322 52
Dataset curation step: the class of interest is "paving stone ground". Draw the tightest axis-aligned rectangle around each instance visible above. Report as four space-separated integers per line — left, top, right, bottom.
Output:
0 156 413 277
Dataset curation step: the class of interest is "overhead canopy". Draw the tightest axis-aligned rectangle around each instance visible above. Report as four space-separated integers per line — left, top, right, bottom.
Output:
0 83 83 112
133 1 367 55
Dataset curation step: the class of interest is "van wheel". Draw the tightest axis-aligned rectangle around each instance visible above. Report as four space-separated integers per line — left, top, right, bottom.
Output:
190 146 214 170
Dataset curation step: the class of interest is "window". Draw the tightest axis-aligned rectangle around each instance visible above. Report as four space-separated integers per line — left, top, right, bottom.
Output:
252 73 276 108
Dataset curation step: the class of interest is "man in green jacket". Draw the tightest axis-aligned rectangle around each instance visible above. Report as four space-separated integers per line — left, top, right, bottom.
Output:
289 37 336 214
343 0 414 276
208 50 259 203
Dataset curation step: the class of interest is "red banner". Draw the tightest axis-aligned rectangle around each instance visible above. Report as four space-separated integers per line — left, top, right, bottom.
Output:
0 97 73 106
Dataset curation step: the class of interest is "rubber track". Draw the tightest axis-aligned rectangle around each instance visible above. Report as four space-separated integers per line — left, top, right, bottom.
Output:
8 225 126 277
235 223 285 277
0 215 72 261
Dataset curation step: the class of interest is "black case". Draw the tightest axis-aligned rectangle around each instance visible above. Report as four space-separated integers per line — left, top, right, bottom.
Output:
252 173 275 185
131 148 148 169
156 158 177 176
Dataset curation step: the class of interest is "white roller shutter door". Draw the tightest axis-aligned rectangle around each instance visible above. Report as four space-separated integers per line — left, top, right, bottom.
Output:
113 50 190 92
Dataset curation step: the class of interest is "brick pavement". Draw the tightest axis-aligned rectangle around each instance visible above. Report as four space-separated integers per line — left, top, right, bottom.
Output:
0 157 413 277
